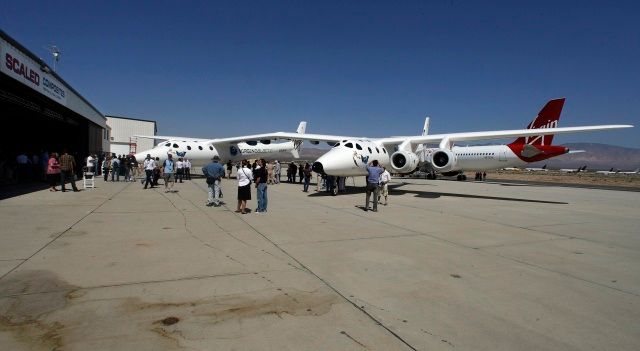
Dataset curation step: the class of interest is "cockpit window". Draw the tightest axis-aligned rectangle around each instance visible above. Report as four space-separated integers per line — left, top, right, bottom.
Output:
334 143 341 148
355 144 362 150
344 143 353 148
165 143 170 147
367 147 372 153
375 147 380 153
173 143 179 148
382 148 387 154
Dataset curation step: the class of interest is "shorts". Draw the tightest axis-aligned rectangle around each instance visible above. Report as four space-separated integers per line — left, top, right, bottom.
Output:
381 183 388 197
163 173 175 182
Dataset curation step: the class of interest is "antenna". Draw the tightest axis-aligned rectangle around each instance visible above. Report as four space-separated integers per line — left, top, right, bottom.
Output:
48 45 61 71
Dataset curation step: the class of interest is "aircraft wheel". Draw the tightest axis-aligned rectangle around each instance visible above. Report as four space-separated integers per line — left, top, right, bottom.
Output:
456 175 463 181
462 175 467 181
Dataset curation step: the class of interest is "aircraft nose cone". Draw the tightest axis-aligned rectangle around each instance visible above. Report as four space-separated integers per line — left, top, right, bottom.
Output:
134 153 145 163
312 162 324 174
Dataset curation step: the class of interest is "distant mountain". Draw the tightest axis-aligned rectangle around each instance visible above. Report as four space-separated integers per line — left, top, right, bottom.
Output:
528 143 640 171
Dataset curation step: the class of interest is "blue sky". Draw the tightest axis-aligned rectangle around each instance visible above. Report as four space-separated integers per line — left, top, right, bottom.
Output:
2 1 639 148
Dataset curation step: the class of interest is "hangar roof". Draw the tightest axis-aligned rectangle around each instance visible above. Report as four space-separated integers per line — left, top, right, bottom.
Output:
0 29 107 128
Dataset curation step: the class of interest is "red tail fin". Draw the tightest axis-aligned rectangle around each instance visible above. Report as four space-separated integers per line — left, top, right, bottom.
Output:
511 98 565 145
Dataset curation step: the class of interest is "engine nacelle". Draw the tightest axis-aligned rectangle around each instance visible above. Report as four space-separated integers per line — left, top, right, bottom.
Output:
390 151 420 174
430 149 457 172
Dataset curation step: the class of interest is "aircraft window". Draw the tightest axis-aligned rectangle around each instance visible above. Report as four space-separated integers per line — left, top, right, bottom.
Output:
345 143 353 148
173 143 179 148
342 140 347 143
165 143 171 147
198 146 203 150
368 147 372 153
187 146 192 150
334 143 341 148
375 147 380 153
209 146 213 150
356 144 362 150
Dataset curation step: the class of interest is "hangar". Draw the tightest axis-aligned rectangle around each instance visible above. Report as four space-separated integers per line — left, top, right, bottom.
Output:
0 30 108 163
106 115 157 156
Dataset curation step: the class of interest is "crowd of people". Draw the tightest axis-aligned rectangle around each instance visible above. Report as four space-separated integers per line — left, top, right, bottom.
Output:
4 150 395 213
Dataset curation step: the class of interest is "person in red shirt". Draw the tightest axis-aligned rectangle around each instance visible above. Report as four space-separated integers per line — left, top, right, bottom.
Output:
46 152 61 191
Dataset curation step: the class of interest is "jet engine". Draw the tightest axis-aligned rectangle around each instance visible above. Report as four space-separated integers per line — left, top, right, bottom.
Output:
430 149 457 172
390 151 420 174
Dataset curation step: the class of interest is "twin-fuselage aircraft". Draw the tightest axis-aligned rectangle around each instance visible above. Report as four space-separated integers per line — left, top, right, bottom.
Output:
133 99 633 181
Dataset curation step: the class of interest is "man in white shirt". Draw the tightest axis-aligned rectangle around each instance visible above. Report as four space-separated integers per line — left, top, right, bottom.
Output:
142 154 156 189
184 158 192 180
176 158 184 183
379 166 391 206
86 155 94 172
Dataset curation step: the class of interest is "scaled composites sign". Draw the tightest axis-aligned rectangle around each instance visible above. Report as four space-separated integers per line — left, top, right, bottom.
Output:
0 40 67 105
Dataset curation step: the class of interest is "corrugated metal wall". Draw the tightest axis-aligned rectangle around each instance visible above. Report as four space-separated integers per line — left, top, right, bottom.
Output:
106 117 155 154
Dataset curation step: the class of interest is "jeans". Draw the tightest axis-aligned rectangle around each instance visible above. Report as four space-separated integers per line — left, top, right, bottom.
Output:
60 170 78 191
257 183 268 212
144 169 153 188
365 182 380 211
303 177 310 192
208 179 221 205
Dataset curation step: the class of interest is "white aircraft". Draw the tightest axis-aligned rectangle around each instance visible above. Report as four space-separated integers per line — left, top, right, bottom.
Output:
237 98 632 182
559 165 587 173
619 169 640 175
596 168 640 175
134 122 306 167
525 164 548 172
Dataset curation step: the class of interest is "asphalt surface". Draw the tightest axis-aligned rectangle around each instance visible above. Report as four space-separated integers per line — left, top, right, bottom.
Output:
1 175 639 350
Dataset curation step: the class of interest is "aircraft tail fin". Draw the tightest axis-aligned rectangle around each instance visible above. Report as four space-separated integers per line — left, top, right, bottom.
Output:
291 121 305 158
422 117 430 136
296 121 307 134
511 98 565 146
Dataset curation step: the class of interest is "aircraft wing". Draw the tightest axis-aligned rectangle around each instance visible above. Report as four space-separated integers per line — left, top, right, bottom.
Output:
210 132 354 146
376 124 633 148
134 135 212 142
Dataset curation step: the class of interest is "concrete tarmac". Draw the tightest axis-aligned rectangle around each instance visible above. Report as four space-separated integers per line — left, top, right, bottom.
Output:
1 176 639 350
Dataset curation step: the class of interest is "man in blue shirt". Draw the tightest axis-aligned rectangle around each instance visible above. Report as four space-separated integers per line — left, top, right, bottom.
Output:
202 155 226 206
162 154 176 193
365 160 384 212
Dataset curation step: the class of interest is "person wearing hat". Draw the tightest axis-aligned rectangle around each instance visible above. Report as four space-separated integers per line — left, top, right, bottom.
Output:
202 155 226 206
